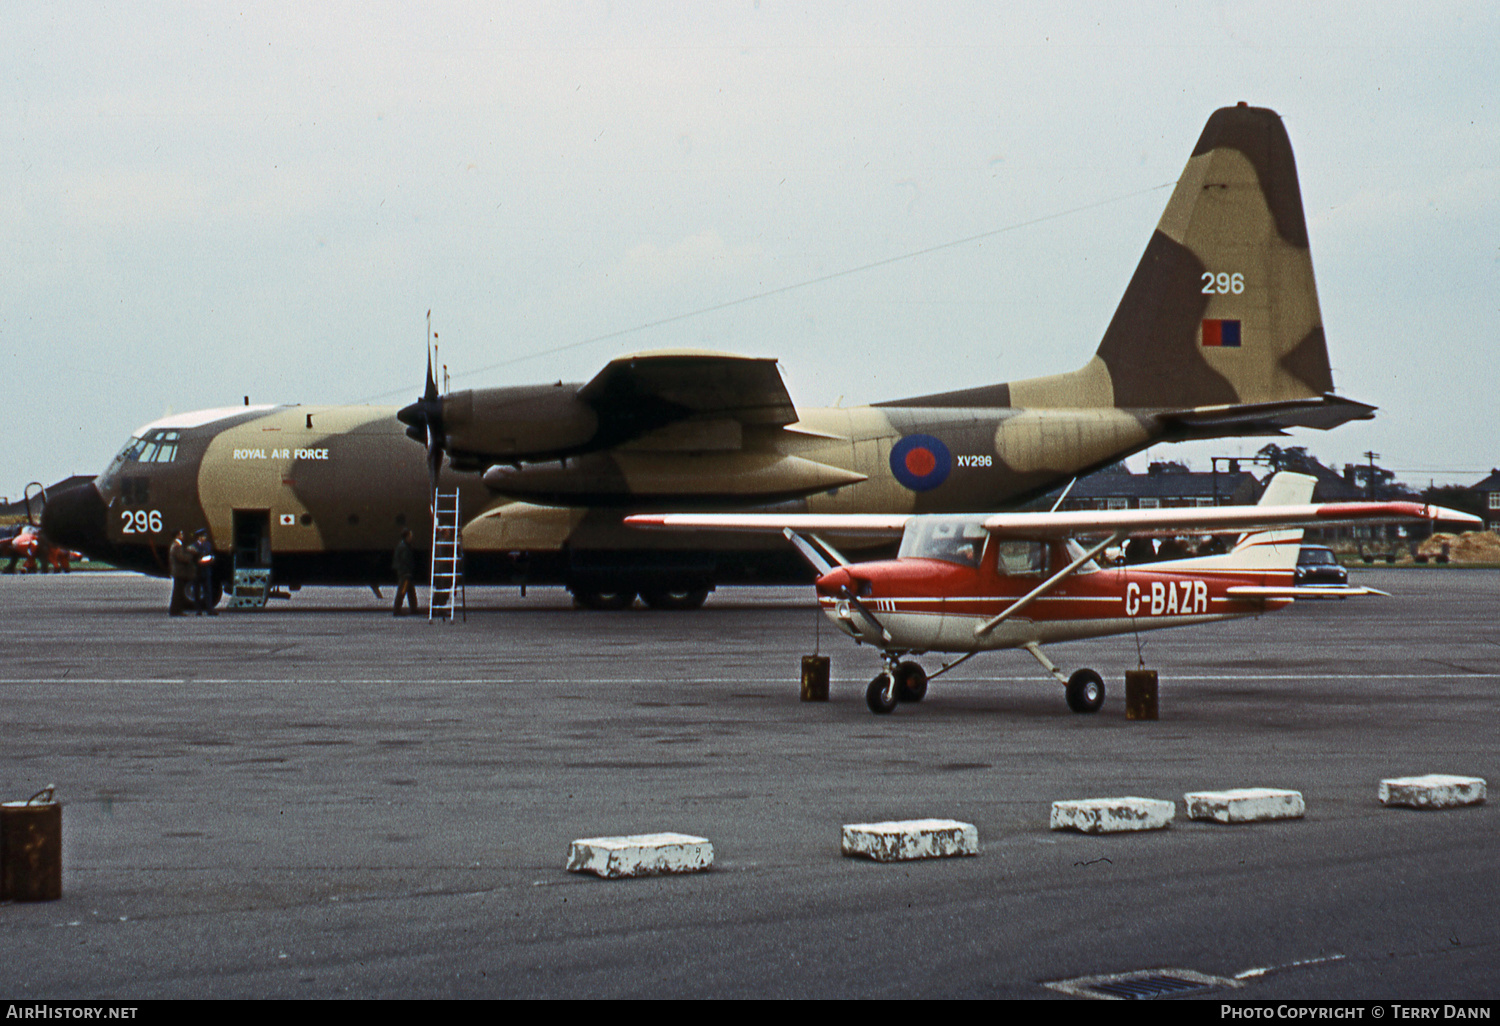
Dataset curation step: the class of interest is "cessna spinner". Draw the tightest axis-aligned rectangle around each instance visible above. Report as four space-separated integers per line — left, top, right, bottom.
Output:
45 104 1373 608
628 474 1483 713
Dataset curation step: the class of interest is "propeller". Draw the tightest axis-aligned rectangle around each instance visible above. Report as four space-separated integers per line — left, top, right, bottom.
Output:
783 528 834 576
396 318 447 496
812 564 892 645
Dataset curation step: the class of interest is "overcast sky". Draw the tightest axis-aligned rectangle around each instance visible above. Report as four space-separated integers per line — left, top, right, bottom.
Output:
4 2 1497 503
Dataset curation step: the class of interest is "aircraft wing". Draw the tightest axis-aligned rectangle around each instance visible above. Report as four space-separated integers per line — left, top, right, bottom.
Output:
578 350 798 428
628 501 1480 540
979 501 1481 539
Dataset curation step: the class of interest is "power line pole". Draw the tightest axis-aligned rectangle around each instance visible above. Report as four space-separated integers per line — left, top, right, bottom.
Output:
1362 451 1381 499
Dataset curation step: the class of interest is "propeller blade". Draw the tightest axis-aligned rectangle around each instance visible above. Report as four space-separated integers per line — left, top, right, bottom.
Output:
783 529 834 576
426 423 443 495
841 587 892 646
397 333 447 495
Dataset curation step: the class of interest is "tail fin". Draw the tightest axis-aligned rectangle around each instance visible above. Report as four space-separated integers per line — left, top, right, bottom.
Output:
1164 471 1315 573
1007 105 1371 430
1228 471 1314 569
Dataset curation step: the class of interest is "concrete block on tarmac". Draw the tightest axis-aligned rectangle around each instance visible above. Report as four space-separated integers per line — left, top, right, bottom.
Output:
566 833 713 879
1379 774 1487 810
1050 797 1174 834
1184 788 1305 824
841 819 980 862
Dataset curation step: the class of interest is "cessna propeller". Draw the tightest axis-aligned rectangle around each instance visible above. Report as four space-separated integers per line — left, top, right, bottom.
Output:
781 528 893 646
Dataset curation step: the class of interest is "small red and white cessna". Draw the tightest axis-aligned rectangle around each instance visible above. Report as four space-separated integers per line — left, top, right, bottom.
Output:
628 473 1481 715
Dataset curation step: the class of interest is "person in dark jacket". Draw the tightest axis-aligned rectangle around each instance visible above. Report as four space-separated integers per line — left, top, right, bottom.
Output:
392 529 419 616
191 528 217 615
168 530 197 616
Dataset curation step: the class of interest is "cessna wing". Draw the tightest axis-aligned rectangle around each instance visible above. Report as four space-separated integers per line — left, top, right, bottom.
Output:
975 499 1480 539
626 498 1481 540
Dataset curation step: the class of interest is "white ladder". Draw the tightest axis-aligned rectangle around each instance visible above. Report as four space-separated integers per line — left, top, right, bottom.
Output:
429 489 466 622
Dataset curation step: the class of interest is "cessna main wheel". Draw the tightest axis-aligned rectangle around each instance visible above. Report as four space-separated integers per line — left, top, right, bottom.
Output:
1065 669 1105 714
866 673 898 715
895 661 928 703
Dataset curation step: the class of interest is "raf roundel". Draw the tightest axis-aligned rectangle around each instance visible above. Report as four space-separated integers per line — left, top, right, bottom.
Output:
889 434 952 492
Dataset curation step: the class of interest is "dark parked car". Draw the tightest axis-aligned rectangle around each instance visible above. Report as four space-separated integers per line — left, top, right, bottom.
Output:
1295 545 1348 586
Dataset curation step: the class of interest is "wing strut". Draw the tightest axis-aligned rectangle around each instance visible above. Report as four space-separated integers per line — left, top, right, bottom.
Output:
808 533 853 567
973 532 1124 638
1022 642 1070 686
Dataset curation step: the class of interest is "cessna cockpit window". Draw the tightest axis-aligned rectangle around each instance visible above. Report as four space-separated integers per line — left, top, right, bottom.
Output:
898 516 989 567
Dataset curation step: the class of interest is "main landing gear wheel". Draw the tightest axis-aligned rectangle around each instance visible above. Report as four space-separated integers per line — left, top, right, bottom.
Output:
640 586 710 611
1066 668 1105 714
895 661 928 703
866 673 899 715
571 587 636 611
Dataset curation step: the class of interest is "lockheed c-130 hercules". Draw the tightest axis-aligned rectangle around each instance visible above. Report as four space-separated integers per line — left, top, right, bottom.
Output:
44 103 1374 609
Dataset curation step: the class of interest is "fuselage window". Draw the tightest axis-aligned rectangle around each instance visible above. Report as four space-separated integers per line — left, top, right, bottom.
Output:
993 540 1046 576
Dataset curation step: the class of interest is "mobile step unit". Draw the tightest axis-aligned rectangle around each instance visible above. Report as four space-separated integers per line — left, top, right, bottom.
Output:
429 488 466 622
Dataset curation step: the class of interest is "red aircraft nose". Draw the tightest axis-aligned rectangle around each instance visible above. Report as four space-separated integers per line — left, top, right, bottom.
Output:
814 567 851 596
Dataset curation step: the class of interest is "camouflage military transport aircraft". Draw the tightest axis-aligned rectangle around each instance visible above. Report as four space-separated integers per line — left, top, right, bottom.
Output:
44 104 1374 609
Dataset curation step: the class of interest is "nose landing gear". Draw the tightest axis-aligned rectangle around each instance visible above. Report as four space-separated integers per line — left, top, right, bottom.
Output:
864 653 929 714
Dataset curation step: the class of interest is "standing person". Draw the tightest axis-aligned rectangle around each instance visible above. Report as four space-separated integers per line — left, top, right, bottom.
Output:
392 529 419 616
168 530 197 616
191 528 217 616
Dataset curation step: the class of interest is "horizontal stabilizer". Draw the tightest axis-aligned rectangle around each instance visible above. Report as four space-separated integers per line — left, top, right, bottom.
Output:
1227 585 1391 599
1159 394 1377 436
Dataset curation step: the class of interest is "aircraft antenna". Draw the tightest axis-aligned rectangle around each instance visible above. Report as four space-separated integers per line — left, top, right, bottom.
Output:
353 180 1174 403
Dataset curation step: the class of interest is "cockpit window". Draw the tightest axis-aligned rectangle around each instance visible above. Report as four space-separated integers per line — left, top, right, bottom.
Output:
898 515 989 567
108 429 181 472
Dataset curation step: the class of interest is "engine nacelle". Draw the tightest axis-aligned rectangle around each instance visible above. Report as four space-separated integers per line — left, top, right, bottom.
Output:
440 383 598 466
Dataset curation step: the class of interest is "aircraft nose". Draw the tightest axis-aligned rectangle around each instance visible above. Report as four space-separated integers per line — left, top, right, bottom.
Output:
39 482 110 558
814 567 851 596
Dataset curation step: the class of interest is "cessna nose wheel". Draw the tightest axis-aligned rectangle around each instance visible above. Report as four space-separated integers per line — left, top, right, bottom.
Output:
866 655 928 713
866 673 898 714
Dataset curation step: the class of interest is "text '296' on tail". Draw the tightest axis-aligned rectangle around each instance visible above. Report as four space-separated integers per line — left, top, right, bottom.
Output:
895 104 1375 440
